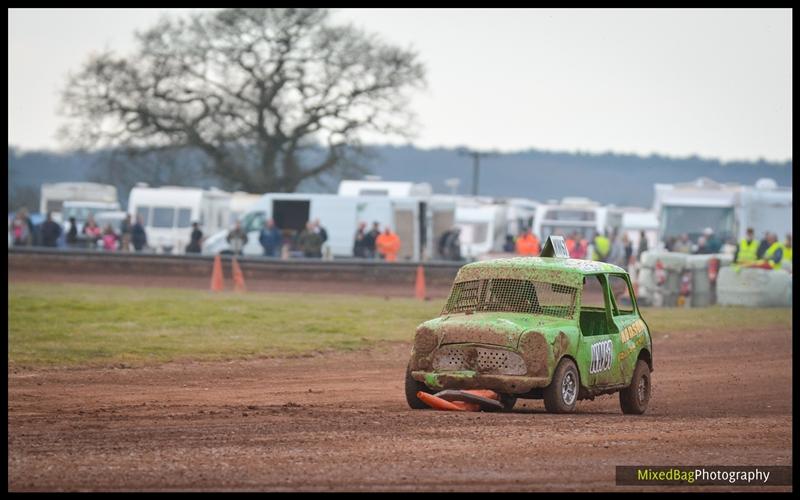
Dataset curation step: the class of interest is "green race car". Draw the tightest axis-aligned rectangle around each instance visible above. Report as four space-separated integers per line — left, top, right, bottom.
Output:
406 237 653 414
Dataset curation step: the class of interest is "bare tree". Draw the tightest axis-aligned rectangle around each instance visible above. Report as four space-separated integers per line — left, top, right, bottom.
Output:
60 8 425 193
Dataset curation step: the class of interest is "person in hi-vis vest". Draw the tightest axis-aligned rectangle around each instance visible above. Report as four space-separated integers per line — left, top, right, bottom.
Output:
734 227 759 264
592 231 610 262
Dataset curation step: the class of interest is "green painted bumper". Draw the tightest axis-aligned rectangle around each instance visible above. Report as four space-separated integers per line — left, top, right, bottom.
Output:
411 370 550 395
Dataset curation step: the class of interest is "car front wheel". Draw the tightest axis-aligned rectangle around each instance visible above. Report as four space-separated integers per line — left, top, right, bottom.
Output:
619 360 651 415
543 358 579 413
405 364 433 409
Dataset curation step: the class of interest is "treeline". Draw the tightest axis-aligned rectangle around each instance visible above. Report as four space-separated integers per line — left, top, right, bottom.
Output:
7 145 793 212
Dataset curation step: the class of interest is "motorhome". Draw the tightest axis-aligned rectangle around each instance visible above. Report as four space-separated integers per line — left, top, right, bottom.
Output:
533 197 611 241
127 185 231 254
652 177 792 247
502 197 539 237
39 182 118 223
203 192 454 261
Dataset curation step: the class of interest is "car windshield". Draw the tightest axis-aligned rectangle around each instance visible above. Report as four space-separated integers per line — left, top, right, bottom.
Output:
442 278 578 319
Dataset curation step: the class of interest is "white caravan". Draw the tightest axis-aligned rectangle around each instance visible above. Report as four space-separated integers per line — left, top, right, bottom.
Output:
533 197 610 241
737 178 792 241
40 182 118 223
127 185 231 254
203 192 455 261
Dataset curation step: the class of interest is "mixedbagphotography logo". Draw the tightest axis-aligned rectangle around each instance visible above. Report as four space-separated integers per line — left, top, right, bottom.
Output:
616 466 793 486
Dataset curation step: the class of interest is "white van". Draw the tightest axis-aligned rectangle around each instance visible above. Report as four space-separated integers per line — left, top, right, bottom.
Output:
127 185 231 254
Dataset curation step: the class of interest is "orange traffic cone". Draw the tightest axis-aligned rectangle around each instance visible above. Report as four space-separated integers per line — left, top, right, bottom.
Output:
232 257 247 293
210 254 224 292
415 265 426 301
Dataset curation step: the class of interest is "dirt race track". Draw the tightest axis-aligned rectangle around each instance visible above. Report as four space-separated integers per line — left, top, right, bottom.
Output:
8 316 792 492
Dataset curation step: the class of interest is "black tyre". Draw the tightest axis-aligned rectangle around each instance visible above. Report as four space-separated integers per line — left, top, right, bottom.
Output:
498 393 517 412
543 358 579 413
405 364 433 409
619 360 651 415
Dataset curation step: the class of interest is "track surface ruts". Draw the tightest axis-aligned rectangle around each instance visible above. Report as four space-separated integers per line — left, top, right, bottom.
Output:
8 322 792 491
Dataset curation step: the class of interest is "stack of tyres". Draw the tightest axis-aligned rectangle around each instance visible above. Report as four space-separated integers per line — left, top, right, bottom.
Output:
717 267 792 307
637 251 689 307
684 254 733 307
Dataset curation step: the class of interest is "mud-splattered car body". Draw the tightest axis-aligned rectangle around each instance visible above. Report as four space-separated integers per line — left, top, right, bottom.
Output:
406 255 654 414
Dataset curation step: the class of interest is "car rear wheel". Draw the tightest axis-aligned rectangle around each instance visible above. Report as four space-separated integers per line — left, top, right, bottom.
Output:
543 358 579 413
619 360 651 415
405 364 433 409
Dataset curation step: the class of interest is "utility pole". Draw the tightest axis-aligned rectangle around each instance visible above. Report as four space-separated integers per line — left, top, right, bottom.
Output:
458 149 494 196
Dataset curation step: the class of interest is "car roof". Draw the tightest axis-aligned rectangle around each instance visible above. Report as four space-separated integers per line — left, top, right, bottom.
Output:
454 257 627 288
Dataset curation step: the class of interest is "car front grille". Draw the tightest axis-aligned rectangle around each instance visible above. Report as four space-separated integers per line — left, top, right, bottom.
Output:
432 346 527 375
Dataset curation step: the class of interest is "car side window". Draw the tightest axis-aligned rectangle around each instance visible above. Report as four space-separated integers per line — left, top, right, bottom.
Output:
581 275 606 309
608 275 634 315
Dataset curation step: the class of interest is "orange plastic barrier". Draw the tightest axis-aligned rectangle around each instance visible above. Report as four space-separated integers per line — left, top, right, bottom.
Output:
232 257 247 292
415 265 426 301
210 254 224 292
417 392 480 411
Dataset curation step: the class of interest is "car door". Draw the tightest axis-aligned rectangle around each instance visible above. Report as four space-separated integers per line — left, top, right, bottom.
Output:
577 274 624 388
607 273 646 385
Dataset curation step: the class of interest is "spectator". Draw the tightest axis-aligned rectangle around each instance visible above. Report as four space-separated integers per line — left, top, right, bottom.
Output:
515 227 540 256
502 234 515 253
782 234 792 270
364 221 380 259
132 215 148 252
353 222 369 258
101 224 118 251
637 230 649 260
591 231 610 261
313 219 328 244
298 221 323 258
607 231 626 268
703 227 721 253
40 212 62 248
694 235 711 254
82 215 102 247
66 217 79 248
572 232 588 260
119 214 133 252
376 226 401 262
672 233 692 253
259 219 282 257
623 233 633 269
758 232 784 270
756 232 771 259
12 209 32 246
226 220 249 256
186 222 203 254
441 227 462 261
734 227 758 264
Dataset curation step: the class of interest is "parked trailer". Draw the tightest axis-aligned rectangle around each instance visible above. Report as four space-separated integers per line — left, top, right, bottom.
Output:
127 185 231 254
40 182 118 223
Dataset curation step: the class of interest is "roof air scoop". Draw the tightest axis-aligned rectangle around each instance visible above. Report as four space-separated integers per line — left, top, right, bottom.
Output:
540 235 570 258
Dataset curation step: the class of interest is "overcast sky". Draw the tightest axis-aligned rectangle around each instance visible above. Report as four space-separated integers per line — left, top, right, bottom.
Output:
8 8 792 162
